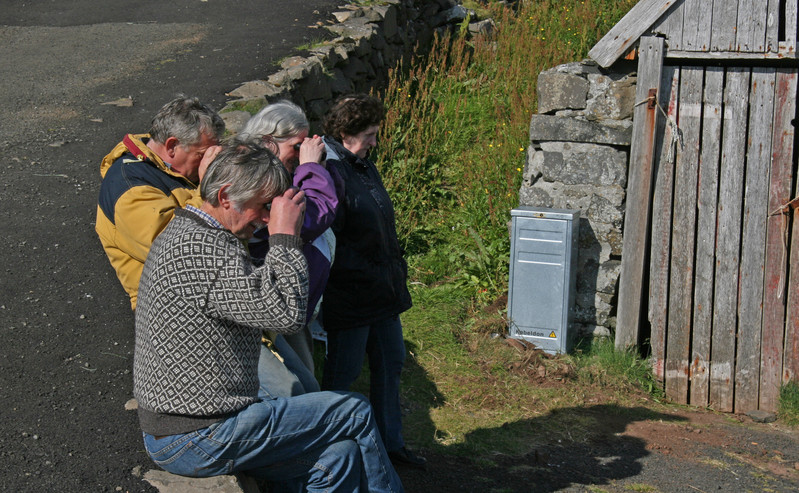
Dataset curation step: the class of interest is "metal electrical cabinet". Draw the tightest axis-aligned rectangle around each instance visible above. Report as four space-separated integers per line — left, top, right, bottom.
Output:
508 206 580 354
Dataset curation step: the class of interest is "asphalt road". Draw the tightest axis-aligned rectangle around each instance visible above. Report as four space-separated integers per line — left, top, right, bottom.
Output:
0 2 340 491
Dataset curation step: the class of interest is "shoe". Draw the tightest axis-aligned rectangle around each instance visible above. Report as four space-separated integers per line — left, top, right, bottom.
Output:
388 446 427 470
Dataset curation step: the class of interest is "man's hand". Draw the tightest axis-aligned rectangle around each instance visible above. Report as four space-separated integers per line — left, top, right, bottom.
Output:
198 145 223 182
268 188 306 236
298 135 326 167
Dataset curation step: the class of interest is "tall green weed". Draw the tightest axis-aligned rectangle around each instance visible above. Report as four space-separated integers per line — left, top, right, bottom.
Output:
374 0 637 301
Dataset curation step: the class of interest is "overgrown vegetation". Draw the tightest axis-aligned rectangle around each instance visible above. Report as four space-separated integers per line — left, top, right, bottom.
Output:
374 0 636 301
356 0 682 456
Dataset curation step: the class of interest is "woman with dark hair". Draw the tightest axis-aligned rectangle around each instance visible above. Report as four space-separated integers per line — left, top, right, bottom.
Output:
321 94 426 469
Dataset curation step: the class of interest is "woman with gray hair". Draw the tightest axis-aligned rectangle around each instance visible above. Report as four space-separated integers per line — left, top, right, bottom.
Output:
239 100 341 397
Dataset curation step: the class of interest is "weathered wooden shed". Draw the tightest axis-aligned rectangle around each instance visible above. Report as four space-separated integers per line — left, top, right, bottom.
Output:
589 0 798 413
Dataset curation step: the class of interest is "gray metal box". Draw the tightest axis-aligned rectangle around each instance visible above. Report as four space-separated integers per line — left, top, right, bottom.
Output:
508 206 580 354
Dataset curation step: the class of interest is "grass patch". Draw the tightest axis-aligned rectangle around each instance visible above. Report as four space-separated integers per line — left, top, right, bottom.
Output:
295 36 330 52
779 380 799 426
625 484 660 492
223 98 267 116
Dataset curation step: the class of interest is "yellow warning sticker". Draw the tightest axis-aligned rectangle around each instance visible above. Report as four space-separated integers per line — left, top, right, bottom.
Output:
549 331 556 338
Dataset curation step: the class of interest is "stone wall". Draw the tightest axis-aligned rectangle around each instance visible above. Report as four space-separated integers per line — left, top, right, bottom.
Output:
519 59 637 339
220 0 495 133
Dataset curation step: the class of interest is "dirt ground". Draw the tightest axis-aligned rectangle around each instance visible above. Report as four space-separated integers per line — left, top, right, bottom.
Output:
395 400 799 492
1 2 798 492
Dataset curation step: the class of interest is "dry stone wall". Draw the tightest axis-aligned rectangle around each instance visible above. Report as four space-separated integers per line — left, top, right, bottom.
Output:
220 0 495 133
520 59 637 339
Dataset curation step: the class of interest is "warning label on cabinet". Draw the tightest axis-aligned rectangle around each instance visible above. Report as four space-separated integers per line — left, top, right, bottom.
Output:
515 328 558 339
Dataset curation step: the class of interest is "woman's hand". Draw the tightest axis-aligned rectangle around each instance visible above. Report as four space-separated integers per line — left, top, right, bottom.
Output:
298 135 327 167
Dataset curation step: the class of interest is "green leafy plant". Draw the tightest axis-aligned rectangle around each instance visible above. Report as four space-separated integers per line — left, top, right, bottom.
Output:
779 380 799 426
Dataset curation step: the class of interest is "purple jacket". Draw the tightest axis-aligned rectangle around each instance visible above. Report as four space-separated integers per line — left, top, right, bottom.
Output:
249 161 341 322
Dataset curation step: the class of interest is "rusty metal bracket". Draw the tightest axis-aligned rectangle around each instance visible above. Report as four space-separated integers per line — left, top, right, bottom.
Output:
648 88 657 108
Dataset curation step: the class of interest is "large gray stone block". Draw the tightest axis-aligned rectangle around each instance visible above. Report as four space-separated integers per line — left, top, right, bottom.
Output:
518 184 554 208
537 71 589 114
220 111 251 136
370 5 399 39
577 259 621 295
298 58 332 102
330 68 355 95
538 142 628 187
226 80 285 100
574 291 614 326
529 114 632 145
586 75 637 121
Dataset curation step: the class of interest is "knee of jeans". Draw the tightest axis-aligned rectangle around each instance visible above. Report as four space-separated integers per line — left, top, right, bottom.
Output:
348 392 373 414
326 439 360 464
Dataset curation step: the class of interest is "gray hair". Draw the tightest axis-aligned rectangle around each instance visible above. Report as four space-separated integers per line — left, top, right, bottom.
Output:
149 95 225 147
200 141 291 208
238 100 309 144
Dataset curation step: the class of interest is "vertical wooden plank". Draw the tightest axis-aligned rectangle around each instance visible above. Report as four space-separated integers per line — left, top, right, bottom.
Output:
710 67 750 413
616 36 666 350
785 70 799 385
649 65 681 387
653 0 686 50
692 67 725 407
760 69 799 390
736 0 769 52
736 68 776 413
762 69 796 410
786 0 799 54
711 0 739 51
765 0 781 52
665 66 703 405
682 0 714 52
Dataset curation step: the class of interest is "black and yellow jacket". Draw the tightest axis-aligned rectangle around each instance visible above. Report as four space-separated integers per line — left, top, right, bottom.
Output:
96 134 201 310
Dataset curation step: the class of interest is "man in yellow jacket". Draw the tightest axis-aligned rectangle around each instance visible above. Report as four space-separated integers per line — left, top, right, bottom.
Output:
96 95 224 310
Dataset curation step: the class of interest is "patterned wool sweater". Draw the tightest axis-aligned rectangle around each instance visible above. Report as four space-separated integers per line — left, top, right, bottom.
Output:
133 208 308 435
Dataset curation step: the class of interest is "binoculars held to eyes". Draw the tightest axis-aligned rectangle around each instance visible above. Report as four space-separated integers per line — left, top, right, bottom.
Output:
294 142 326 163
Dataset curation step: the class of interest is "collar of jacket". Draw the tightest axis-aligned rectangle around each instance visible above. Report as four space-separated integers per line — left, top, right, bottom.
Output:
324 136 371 171
99 133 196 186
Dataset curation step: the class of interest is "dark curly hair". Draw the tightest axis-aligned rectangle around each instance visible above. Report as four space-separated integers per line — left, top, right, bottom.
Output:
323 94 384 141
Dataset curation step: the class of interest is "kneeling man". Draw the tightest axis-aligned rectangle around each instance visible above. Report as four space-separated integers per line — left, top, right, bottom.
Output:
134 141 403 492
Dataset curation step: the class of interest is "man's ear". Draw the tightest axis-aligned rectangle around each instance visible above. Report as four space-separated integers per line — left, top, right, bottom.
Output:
164 136 180 158
217 184 233 210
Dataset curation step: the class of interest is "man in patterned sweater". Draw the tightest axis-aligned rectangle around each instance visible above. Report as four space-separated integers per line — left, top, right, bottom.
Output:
134 142 403 492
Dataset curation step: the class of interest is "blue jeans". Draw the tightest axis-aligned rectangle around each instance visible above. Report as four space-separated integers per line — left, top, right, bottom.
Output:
259 334 320 398
142 391 403 492
321 315 406 452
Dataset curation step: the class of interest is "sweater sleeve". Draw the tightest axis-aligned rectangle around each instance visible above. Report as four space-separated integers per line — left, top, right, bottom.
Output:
205 232 309 334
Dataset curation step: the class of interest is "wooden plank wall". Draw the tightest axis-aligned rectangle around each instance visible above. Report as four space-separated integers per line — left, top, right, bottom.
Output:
735 68 776 412
649 0 797 56
608 0 799 413
762 70 797 409
643 63 798 412
736 0 769 52
709 68 750 412
786 75 799 385
665 66 703 404
681 0 713 52
690 67 724 408
787 0 799 54
649 65 680 386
